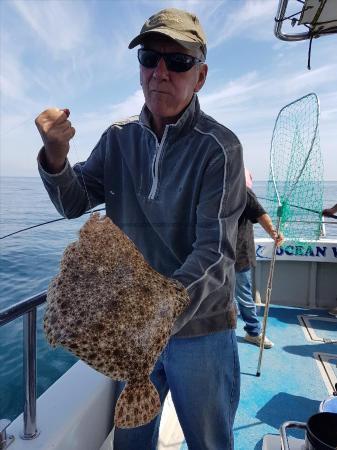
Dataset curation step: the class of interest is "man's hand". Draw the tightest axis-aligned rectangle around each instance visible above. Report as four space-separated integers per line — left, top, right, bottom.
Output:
257 213 284 247
322 204 337 218
270 229 284 247
35 108 75 173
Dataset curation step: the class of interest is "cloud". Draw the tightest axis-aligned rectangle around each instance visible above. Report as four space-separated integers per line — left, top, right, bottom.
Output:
207 0 277 48
198 60 337 179
69 90 145 161
0 31 52 131
1 1 93 109
167 0 225 19
1 0 336 180
200 60 337 120
0 49 26 100
282 63 337 94
200 72 264 109
1 1 140 124
11 0 89 53
79 89 145 130
0 36 50 135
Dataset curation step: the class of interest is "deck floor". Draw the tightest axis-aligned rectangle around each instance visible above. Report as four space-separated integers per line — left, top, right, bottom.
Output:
102 305 337 450
175 305 337 450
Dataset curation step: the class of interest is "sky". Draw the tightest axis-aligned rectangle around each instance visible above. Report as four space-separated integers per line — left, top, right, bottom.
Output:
1 0 336 180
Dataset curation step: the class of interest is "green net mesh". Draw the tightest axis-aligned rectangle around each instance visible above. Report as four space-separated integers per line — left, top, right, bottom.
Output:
266 93 324 244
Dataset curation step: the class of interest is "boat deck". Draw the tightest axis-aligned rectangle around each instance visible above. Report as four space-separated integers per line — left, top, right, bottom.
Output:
6 304 337 450
233 305 337 450
157 305 337 450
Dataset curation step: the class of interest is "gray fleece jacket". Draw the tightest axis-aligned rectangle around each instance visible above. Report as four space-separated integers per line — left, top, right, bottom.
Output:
38 95 246 337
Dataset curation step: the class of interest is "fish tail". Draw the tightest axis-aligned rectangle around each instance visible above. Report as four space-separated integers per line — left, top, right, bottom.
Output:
114 378 161 428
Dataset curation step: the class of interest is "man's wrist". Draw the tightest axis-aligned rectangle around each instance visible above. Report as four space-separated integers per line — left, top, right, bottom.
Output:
40 147 66 174
46 158 66 174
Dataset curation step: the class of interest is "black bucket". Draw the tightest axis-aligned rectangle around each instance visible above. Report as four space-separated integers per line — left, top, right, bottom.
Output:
280 412 337 450
305 413 337 450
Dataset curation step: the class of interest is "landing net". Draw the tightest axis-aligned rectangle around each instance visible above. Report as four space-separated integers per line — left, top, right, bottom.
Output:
256 93 324 376
265 93 324 244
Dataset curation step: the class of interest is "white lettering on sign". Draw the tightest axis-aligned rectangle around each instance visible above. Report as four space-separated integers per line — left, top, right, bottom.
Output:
255 239 337 263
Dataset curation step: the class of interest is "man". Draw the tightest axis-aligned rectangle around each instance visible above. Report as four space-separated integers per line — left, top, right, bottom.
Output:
35 8 246 450
235 173 284 349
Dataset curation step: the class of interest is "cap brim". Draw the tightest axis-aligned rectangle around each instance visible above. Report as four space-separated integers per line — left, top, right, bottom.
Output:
128 29 204 56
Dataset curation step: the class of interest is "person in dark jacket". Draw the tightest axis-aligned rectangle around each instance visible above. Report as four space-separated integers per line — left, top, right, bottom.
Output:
235 171 283 349
35 8 246 450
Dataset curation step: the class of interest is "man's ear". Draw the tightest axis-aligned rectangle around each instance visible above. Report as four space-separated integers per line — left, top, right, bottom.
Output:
194 64 208 93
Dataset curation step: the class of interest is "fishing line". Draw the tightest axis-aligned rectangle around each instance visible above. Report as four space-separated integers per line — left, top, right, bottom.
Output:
63 109 94 214
0 208 106 240
72 146 94 213
1 110 102 241
1 192 335 242
1 97 53 138
0 116 34 137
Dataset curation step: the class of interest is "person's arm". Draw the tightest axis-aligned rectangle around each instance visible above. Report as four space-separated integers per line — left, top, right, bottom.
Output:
322 204 337 217
244 189 284 246
35 107 106 218
257 213 284 246
172 141 246 334
37 133 107 219
37 147 106 219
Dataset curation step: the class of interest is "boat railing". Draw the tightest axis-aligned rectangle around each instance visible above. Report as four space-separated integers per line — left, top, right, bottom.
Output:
274 0 311 41
0 291 47 442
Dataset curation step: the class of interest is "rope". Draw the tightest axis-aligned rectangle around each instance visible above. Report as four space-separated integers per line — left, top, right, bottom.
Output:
307 33 314 70
274 6 312 23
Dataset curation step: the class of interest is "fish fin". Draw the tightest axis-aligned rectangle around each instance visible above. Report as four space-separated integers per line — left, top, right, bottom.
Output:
114 378 161 429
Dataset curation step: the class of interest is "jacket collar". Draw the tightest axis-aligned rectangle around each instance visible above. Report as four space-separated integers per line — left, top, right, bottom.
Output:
139 94 200 140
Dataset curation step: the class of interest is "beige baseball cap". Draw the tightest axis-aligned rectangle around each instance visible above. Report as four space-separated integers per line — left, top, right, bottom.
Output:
128 8 207 59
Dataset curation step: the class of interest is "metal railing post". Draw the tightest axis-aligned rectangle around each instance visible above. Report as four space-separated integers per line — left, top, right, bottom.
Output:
21 309 39 439
0 292 46 440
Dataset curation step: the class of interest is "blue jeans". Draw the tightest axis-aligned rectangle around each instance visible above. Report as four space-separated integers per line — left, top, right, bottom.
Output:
113 329 240 450
235 268 261 336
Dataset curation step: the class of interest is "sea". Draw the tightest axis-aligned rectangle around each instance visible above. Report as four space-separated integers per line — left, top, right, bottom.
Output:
0 176 336 421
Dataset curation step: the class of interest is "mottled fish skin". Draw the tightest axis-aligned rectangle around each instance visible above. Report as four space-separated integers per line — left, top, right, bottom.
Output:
44 212 190 428
115 378 161 428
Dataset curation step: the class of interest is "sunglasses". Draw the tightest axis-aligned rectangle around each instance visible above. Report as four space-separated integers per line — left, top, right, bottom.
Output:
138 48 202 73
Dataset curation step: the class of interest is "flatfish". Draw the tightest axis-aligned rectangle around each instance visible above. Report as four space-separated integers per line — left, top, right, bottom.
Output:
44 212 190 428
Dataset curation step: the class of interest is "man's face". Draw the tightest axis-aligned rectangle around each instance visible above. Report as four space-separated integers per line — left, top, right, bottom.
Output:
139 38 208 121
